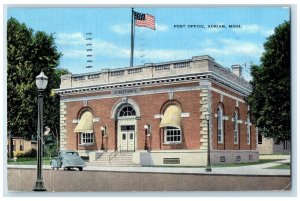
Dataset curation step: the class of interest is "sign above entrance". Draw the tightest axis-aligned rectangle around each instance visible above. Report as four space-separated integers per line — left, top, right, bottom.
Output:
121 125 135 131
112 88 140 95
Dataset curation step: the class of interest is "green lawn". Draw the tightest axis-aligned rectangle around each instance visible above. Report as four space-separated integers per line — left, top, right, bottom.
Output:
7 157 52 165
266 163 290 169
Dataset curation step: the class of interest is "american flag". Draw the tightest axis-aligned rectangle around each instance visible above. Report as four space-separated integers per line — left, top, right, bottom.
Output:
134 11 156 30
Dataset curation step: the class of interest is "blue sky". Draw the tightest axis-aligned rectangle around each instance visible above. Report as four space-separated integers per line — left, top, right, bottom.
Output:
7 7 290 80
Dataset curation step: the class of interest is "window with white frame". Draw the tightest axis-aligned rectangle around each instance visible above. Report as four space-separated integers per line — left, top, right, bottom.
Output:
217 106 224 143
233 111 239 144
119 105 136 117
80 132 94 145
246 114 251 145
164 127 181 144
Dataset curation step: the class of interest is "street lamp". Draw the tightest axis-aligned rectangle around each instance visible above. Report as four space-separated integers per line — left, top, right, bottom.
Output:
144 124 150 151
205 112 212 172
101 126 106 151
33 71 48 191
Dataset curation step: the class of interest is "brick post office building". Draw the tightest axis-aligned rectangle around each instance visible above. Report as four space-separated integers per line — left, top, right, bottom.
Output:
55 55 258 166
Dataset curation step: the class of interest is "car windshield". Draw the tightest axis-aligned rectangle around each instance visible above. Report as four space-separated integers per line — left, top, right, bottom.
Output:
67 152 79 156
61 151 79 156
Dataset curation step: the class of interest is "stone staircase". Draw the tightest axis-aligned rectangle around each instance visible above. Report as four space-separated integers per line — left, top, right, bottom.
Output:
87 151 140 167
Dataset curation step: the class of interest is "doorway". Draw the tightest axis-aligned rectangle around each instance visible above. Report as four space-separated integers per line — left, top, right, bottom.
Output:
120 125 135 151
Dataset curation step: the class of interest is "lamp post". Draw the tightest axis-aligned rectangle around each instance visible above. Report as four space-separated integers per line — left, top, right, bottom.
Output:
144 124 150 151
205 112 212 172
101 126 106 150
33 71 48 191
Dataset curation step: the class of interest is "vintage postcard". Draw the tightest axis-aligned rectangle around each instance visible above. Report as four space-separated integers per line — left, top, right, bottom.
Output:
4 4 292 195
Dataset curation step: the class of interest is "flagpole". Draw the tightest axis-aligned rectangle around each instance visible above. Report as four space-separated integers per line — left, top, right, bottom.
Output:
130 8 135 67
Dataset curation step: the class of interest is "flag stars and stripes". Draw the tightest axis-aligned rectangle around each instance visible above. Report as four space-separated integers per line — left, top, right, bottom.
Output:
134 11 156 30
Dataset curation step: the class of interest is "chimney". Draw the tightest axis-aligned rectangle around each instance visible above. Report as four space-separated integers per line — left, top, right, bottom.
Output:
231 65 242 77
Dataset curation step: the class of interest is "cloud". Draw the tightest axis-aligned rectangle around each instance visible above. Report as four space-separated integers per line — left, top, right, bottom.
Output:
110 23 131 35
232 24 274 36
56 32 86 46
55 32 130 59
56 32 263 72
110 23 169 35
156 23 169 32
218 39 263 57
136 38 263 64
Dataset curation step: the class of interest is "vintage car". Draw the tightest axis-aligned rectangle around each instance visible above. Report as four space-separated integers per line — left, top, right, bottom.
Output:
50 150 86 171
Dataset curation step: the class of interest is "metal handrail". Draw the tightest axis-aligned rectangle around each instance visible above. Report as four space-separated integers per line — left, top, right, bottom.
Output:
109 145 121 163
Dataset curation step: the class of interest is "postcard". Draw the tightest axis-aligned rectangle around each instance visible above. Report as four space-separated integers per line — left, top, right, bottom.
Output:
5 5 292 194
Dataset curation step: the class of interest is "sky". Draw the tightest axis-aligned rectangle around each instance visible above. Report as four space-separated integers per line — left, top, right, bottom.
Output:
7 6 290 80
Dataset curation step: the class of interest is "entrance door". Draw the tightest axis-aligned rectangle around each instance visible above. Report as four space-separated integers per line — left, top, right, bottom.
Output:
120 125 135 151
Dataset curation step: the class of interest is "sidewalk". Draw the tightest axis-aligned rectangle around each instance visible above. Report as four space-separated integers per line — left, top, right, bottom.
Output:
7 158 290 176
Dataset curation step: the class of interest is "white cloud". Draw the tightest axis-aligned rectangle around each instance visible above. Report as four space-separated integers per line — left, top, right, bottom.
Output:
156 23 169 32
63 49 86 58
232 24 274 36
56 32 86 46
56 32 263 71
236 24 260 33
218 39 263 57
110 23 131 35
110 23 169 35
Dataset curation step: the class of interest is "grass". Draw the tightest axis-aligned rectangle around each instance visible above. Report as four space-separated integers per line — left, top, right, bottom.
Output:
7 157 52 165
266 163 290 169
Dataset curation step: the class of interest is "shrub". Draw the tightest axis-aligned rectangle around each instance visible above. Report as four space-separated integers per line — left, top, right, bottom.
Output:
13 150 24 158
20 148 37 158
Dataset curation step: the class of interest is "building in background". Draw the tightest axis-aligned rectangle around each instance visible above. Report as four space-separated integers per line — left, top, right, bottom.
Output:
55 55 258 166
6 137 37 155
257 132 290 154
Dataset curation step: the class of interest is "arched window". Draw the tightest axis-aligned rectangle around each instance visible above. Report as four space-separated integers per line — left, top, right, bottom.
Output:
74 110 94 145
159 105 182 144
233 110 239 144
247 114 251 145
217 105 224 143
118 105 136 117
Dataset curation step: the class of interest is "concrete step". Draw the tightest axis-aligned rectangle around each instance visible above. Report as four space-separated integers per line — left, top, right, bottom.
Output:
92 151 137 167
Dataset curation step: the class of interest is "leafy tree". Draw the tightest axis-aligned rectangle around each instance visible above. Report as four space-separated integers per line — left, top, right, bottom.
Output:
7 17 69 146
246 21 290 142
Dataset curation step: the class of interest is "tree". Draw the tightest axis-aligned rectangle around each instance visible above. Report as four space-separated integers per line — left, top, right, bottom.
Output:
246 21 290 142
7 17 69 145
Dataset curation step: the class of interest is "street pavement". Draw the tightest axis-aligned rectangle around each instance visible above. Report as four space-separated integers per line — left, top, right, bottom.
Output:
7 158 290 176
6 156 291 192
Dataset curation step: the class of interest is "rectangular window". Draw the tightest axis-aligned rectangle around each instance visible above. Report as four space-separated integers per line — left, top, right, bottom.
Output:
217 112 223 143
258 133 263 144
13 141 16 151
234 130 238 144
20 140 24 151
80 132 94 145
247 124 251 145
164 127 181 144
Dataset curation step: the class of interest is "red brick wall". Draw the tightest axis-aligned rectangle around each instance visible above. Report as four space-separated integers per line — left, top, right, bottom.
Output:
211 83 256 151
64 89 201 151
63 81 255 152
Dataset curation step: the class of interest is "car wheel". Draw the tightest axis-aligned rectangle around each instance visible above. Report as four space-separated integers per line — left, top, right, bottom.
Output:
51 167 54 170
78 167 83 171
56 167 59 170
